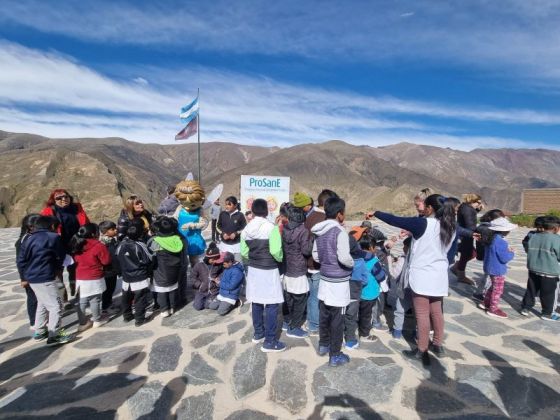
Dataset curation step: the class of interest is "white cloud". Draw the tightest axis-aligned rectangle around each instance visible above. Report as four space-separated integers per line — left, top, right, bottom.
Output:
3 0 560 85
1 41 559 149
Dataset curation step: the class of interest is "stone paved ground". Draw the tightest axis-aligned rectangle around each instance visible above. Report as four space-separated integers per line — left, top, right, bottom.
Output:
0 224 559 419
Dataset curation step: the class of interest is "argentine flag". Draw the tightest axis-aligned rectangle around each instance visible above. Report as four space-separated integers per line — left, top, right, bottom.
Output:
180 97 199 123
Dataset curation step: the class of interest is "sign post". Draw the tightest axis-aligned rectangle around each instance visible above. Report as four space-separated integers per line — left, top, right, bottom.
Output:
240 175 291 222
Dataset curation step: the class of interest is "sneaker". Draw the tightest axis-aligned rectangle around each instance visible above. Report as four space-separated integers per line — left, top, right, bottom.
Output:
371 322 388 331
345 340 359 350
541 313 560 322
318 345 330 356
519 308 529 317
261 340 287 353
252 334 265 344
46 329 72 345
135 318 148 327
159 310 171 318
487 308 508 319
428 342 445 357
77 321 93 332
472 293 485 302
477 302 488 310
123 315 134 323
329 353 350 367
286 327 309 338
281 321 289 331
392 329 403 339
403 349 431 367
92 319 107 328
33 329 48 341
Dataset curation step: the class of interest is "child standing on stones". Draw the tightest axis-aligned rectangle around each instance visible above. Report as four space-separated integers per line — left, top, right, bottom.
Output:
312 197 354 367
387 236 412 339
282 206 313 338
241 198 285 352
479 217 517 318
521 215 560 321
148 216 185 318
16 215 71 345
71 223 112 331
116 219 153 327
98 220 121 314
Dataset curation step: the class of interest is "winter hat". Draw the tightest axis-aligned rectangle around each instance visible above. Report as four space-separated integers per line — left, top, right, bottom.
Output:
152 216 178 237
223 252 235 263
205 243 221 259
351 226 368 241
488 217 518 232
293 192 312 208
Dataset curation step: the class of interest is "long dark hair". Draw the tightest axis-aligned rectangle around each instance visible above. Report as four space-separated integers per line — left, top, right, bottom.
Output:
225 196 240 211
425 194 456 247
70 223 99 254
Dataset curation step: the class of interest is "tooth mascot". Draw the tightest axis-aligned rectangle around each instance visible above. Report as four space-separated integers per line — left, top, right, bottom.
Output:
173 179 209 267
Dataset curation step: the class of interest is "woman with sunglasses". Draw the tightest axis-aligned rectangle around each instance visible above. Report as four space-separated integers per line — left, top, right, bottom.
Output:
40 189 90 302
117 195 154 242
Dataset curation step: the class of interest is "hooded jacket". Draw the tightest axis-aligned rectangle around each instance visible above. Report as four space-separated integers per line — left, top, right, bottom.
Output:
311 219 354 281
191 261 222 297
74 238 112 280
148 235 185 287
116 237 154 283
241 217 283 270
282 221 313 277
16 228 66 284
219 261 245 301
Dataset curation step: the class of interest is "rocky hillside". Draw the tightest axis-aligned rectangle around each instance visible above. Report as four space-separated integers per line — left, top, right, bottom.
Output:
1 130 558 226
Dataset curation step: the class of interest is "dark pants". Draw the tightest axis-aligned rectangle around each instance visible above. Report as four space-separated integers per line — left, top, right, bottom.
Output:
25 285 38 327
211 219 218 242
522 272 559 316
102 275 117 310
122 287 149 322
344 300 359 342
193 292 213 310
358 299 375 337
319 301 344 357
209 300 235 316
252 303 279 344
157 289 178 312
455 240 474 271
284 291 307 329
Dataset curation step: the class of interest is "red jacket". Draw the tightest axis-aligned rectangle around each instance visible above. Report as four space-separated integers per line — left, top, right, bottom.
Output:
40 203 90 235
74 239 112 280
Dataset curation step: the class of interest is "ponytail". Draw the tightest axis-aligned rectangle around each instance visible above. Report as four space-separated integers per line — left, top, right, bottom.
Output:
225 196 241 211
70 223 99 254
425 194 456 247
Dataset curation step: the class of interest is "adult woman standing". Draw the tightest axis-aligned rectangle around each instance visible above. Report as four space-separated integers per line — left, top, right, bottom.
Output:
40 188 90 301
451 194 484 285
117 195 154 242
217 196 247 261
373 194 456 365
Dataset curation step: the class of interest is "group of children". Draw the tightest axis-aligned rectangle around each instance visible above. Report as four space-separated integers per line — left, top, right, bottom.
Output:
14 190 560 364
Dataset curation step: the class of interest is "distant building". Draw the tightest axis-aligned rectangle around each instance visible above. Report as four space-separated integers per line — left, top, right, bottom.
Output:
521 188 560 214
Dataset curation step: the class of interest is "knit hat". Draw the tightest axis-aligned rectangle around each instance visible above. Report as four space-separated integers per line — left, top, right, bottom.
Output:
205 243 220 259
488 217 518 232
293 192 312 208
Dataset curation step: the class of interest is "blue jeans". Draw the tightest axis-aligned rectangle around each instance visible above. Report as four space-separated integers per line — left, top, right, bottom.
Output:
307 272 321 331
252 303 279 344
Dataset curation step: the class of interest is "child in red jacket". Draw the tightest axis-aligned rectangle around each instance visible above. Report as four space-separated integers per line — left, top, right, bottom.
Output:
70 223 111 331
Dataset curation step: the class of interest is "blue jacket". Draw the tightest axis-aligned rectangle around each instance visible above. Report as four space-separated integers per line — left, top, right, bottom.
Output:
483 234 514 276
219 262 245 301
361 256 386 300
16 229 66 283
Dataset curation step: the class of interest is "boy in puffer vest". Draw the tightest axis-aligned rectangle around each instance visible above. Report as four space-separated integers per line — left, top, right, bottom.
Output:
148 216 185 318
311 197 354 367
241 198 285 353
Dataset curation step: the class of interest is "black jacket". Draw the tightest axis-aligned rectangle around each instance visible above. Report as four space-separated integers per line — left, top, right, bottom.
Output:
101 237 122 277
117 209 153 241
217 210 247 245
457 204 477 253
116 238 153 283
148 237 185 288
282 222 313 277
16 229 65 283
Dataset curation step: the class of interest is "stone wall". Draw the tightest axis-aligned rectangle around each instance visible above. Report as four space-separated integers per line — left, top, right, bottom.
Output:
521 188 560 214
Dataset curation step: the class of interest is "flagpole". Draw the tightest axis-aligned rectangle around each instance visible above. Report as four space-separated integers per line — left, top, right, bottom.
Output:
197 88 201 183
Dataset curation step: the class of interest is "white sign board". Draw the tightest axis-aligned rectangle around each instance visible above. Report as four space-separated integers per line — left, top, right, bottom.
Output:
240 175 291 222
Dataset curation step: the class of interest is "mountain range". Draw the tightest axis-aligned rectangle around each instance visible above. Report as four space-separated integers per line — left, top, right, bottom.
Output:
1 130 559 227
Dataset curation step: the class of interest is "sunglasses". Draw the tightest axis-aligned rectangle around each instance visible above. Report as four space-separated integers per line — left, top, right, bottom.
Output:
55 195 69 200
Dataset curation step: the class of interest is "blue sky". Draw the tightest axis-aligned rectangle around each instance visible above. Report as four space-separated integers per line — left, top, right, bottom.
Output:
1 0 560 149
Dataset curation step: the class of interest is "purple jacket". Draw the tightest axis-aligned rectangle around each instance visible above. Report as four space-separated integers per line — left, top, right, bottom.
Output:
282 221 313 277
312 220 353 281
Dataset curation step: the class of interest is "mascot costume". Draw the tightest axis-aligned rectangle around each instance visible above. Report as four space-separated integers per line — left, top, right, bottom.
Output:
173 179 209 267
